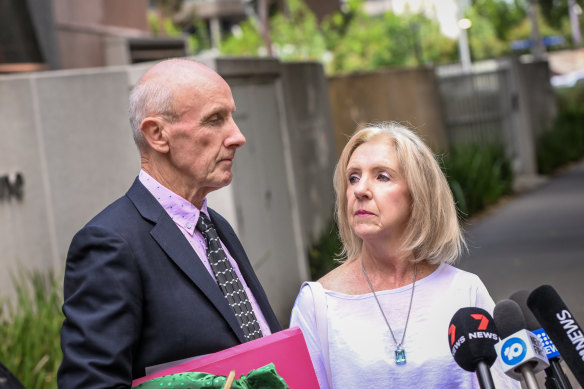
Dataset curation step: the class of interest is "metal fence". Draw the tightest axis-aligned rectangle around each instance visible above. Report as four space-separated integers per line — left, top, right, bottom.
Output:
436 58 556 179
436 67 515 148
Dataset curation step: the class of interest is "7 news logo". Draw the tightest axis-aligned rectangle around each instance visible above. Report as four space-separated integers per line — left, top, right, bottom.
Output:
449 313 491 346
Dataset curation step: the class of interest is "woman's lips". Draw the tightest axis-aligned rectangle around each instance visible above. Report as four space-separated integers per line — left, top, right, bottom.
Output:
355 209 373 216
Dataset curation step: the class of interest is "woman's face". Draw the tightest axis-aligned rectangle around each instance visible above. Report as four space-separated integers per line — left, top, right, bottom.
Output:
345 138 411 243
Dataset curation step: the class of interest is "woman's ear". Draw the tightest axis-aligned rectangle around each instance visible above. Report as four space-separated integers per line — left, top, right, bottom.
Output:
141 117 170 154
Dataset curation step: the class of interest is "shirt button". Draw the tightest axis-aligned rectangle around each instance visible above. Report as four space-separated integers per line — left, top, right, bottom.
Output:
186 223 192 229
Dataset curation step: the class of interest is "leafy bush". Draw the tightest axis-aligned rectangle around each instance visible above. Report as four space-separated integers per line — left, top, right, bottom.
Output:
537 107 584 174
554 83 584 112
307 219 342 280
440 142 513 219
0 269 63 389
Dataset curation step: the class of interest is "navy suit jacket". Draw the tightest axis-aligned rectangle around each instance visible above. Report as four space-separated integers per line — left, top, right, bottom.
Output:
58 179 282 388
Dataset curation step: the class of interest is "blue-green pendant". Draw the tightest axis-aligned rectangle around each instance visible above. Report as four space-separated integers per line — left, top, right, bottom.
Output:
395 347 407 365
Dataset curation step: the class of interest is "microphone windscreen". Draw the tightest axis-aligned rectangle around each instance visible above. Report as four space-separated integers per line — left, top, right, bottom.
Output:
511 289 561 359
493 299 526 338
510 290 540 331
527 285 584 386
448 307 499 372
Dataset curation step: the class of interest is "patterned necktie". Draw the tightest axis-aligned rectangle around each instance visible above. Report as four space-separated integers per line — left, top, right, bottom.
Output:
196 212 263 341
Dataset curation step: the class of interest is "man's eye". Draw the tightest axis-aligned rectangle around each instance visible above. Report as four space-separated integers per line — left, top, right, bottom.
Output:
349 174 360 184
207 115 224 124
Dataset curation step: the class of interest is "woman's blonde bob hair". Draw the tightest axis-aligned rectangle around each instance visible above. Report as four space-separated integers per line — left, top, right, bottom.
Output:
333 122 465 264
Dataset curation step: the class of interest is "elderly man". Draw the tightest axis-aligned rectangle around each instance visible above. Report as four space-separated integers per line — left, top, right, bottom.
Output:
58 59 282 388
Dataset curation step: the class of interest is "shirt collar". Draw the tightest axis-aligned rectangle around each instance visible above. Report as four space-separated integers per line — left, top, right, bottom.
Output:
139 169 209 234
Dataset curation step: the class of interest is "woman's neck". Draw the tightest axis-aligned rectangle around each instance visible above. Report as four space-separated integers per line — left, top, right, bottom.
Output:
360 247 416 290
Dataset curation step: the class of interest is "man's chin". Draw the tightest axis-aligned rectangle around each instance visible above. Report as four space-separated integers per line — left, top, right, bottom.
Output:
216 172 233 188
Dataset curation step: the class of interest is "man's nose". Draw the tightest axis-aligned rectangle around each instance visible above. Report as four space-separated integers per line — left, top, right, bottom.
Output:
226 120 246 148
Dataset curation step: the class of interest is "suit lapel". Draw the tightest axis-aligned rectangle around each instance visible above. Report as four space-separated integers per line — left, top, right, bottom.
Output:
126 178 246 342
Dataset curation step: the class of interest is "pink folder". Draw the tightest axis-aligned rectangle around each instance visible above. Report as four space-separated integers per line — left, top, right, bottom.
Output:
131 326 319 388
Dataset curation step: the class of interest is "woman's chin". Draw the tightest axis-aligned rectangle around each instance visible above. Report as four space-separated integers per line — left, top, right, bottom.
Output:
354 227 382 241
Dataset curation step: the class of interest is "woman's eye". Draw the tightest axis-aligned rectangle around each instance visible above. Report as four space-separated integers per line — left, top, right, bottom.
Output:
348 174 360 184
378 173 390 182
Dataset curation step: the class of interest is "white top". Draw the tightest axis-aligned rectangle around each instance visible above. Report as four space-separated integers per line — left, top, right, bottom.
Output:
290 263 520 389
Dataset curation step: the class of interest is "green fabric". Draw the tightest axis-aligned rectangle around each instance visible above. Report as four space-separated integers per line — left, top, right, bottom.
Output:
136 363 289 389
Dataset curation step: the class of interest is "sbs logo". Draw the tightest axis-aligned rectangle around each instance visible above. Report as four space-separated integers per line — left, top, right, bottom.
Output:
501 337 527 365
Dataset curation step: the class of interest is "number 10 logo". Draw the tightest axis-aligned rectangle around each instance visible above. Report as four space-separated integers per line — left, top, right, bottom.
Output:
501 338 527 365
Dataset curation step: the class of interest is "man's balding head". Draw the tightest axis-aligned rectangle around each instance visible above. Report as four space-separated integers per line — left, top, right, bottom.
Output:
128 59 224 151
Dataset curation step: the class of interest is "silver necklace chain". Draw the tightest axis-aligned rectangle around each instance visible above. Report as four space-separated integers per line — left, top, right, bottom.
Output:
361 256 417 349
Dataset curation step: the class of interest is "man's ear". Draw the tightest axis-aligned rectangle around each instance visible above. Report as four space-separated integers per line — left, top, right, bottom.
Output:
141 117 170 153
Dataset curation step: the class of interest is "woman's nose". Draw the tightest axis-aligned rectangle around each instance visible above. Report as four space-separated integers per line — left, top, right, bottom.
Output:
354 178 370 199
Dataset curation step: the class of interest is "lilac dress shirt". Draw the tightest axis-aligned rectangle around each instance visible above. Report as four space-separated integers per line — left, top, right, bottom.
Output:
139 170 271 337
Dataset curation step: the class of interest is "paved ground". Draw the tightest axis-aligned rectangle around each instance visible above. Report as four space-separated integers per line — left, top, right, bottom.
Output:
457 158 584 325
456 159 584 388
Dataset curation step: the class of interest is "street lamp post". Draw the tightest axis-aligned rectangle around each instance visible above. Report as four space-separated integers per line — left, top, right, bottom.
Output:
527 0 545 59
458 17 472 73
569 0 582 46
457 0 472 73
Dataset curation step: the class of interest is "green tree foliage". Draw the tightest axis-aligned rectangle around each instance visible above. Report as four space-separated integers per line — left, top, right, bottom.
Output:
468 0 571 56
540 0 584 33
220 0 458 74
465 7 510 60
324 6 414 73
147 10 210 55
412 14 458 65
220 19 265 57
270 0 328 60
471 0 527 41
506 7 569 50
221 0 327 61
321 0 458 72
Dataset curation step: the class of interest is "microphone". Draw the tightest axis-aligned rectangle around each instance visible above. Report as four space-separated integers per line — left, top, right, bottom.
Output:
448 307 499 389
527 285 584 387
493 299 549 389
511 289 573 389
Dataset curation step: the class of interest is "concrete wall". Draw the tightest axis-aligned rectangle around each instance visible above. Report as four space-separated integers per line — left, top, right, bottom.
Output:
0 67 139 292
516 60 557 139
327 67 449 156
0 57 337 326
280 62 337 246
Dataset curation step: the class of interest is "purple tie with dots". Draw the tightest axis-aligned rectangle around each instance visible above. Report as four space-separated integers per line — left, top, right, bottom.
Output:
196 212 263 341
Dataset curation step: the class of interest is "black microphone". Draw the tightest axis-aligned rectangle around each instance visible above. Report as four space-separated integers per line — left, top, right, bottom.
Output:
448 307 499 389
511 289 573 389
527 285 584 387
493 299 549 389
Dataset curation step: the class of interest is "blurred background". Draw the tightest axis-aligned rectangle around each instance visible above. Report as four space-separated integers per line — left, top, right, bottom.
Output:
0 0 583 387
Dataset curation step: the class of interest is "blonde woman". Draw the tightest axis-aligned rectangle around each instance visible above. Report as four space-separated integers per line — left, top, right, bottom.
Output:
290 123 518 388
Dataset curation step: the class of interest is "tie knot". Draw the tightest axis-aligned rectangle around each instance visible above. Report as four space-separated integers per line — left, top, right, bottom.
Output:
196 212 213 234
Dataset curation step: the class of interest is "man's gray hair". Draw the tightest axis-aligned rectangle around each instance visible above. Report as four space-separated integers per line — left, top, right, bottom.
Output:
128 77 177 150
